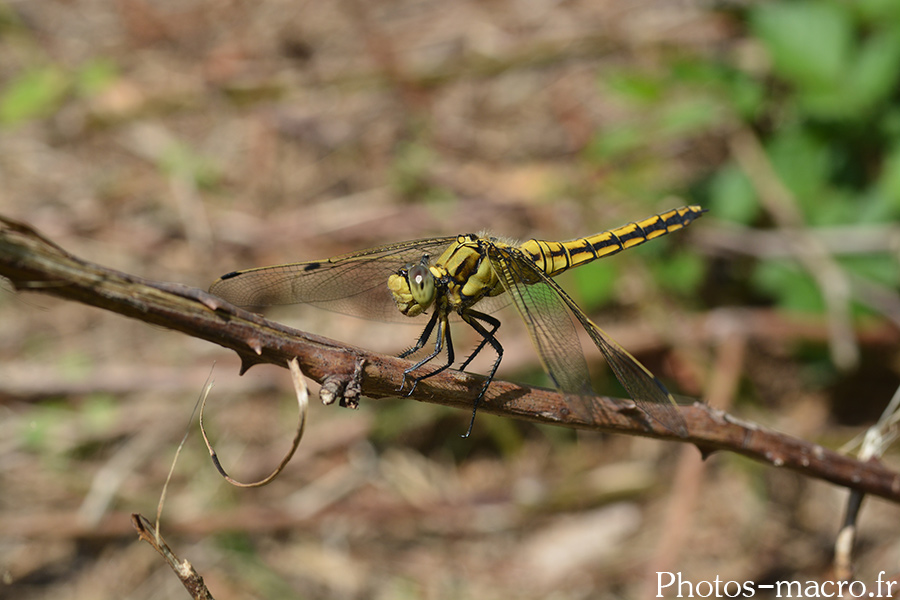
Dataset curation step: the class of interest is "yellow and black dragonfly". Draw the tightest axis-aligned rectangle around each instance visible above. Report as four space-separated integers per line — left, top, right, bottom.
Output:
210 205 705 436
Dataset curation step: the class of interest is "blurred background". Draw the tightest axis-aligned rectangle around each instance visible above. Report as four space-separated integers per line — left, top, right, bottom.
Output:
2 0 900 598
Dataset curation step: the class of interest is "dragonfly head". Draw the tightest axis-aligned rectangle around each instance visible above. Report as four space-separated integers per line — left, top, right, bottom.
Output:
388 262 436 317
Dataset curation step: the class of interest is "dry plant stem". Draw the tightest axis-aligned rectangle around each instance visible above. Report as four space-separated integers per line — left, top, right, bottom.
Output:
200 358 309 487
834 489 866 581
131 514 215 600
2 215 900 502
729 128 859 370
697 224 900 330
696 222 900 258
834 386 900 578
157 378 214 535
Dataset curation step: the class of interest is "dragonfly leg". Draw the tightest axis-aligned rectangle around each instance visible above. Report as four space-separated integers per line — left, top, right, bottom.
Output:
458 314 500 371
397 311 439 393
459 310 503 438
400 315 454 394
405 320 457 395
398 310 439 359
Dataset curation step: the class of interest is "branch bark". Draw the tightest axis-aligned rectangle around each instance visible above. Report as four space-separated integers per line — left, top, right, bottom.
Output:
2 215 899 503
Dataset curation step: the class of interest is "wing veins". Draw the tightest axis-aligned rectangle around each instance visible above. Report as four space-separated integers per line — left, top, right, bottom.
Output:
210 237 456 321
486 244 687 435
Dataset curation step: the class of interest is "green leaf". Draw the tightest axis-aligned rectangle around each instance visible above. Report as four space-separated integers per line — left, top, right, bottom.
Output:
807 189 867 226
669 59 726 87
604 70 664 104
846 28 900 112
584 123 644 162
767 128 832 212
883 107 900 139
19 404 67 452
839 255 900 288
752 261 824 313
856 0 900 23
82 394 119 435
658 97 725 139
570 262 618 311
708 164 760 224
0 66 68 126
877 143 900 211
653 251 706 297
158 141 221 189
853 189 899 223
751 1 853 92
74 59 118 97
724 72 766 120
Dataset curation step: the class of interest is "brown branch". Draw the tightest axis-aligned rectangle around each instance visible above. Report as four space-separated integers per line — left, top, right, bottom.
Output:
2 214 900 503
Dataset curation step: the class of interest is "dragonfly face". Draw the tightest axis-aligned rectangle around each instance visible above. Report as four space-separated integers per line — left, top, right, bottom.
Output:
387 234 504 320
388 261 436 317
210 206 706 437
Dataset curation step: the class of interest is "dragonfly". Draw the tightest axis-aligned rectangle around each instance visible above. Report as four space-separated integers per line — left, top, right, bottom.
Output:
210 205 705 437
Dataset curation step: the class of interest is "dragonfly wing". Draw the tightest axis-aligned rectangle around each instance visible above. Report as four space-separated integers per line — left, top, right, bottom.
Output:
578 316 688 436
210 237 457 322
486 245 595 397
487 245 687 436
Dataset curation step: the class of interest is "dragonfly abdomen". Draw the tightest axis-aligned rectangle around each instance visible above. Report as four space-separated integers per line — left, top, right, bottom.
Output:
519 205 705 277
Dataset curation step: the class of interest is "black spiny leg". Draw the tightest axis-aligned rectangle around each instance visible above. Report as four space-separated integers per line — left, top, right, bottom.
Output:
397 310 439 393
457 314 500 371
404 321 457 394
402 315 455 395
459 310 503 438
399 310 440 359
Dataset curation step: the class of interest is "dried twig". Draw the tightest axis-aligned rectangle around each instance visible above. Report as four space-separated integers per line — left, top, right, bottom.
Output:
696 223 900 330
835 384 900 578
729 128 859 369
2 214 900 503
131 514 215 600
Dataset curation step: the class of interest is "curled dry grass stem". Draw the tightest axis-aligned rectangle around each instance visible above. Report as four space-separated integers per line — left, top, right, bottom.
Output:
199 358 309 488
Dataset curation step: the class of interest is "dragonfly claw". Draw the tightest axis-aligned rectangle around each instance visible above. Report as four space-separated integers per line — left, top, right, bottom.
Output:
397 367 419 396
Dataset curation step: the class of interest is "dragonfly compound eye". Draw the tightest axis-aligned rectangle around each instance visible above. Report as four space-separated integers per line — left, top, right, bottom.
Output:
408 264 435 308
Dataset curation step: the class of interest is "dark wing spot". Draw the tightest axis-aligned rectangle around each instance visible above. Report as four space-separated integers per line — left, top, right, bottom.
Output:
219 271 241 280
304 262 322 271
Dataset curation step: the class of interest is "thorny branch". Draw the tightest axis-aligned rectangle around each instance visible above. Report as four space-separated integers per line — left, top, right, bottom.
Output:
1 214 899 503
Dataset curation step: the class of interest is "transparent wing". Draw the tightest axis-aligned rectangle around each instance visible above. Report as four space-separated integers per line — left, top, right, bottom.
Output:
487 244 687 436
210 237 458 322
486 245 594 396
